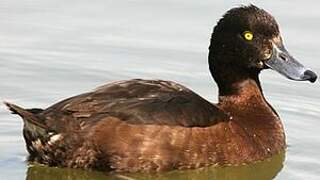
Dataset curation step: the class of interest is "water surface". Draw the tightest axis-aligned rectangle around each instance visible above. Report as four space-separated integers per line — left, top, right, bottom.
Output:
0 0 319 179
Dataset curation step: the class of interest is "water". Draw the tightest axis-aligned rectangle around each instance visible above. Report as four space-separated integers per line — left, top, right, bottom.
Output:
0 0 319 179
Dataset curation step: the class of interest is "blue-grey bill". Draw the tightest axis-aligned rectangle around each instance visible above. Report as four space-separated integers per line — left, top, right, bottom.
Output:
265 43 317 83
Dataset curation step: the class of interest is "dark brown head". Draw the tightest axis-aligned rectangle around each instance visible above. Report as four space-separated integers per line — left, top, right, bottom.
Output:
209 5 317 95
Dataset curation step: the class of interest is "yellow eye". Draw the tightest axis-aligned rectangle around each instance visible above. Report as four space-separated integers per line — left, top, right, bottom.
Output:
243 31 254 41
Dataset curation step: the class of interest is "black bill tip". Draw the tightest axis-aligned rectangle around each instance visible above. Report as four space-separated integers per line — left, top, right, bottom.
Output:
302 70 317 83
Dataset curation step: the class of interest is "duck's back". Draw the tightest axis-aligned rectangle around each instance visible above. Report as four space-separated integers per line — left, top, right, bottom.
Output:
43 79 225 129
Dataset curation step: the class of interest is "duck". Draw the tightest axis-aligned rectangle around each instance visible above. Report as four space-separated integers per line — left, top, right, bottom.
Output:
4 5 317 172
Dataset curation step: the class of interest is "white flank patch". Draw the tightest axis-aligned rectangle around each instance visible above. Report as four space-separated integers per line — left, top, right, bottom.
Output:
48 134 62 145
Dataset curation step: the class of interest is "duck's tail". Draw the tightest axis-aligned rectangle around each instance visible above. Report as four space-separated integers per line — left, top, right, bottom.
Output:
4 101 48 140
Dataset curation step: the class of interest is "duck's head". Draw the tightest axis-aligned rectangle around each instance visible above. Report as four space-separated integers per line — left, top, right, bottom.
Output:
209 5 317 94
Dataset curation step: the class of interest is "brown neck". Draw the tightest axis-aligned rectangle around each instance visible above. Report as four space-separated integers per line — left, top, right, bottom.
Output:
216 75 279 119
218 78 264 104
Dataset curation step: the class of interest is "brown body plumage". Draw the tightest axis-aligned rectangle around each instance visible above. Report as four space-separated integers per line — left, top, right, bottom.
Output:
5 79 285 172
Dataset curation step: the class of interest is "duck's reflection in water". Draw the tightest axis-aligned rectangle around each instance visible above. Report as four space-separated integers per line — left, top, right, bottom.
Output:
26 151 285 180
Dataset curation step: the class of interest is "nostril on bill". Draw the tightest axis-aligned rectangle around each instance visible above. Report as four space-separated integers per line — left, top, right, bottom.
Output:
279 53 288 61
303 70 318 83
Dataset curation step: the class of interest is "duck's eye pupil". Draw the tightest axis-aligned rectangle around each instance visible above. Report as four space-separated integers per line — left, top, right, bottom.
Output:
243 31 254 41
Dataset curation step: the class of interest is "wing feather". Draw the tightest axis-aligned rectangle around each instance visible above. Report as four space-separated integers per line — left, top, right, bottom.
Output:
41 79 226 128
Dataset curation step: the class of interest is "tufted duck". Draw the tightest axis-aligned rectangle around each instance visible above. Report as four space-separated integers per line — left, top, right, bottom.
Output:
5 5 317 172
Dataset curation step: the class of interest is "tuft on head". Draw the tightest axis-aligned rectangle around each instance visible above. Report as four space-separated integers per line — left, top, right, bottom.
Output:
212 5 279 37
